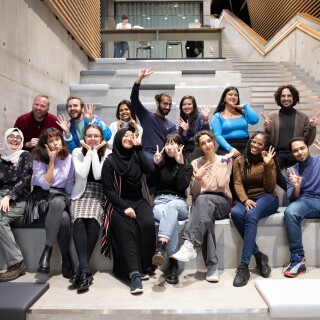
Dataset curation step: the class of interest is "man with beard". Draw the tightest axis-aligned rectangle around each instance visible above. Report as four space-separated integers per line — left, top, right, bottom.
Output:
262 84 319 169
14 95 61 151
56 96 111 152
283 137 320 277
130 68 177 159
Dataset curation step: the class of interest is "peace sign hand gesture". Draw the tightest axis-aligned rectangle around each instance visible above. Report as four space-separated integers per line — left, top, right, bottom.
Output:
154 145 164 164
309 109 320 128
194 161 212 181
313 139 320 152
261 146 275 165
261 112 272 130
45 144 56 162
175 145 185 164
287 167 302 189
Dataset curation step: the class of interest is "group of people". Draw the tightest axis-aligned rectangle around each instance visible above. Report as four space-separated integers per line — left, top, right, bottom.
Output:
0 68 319 295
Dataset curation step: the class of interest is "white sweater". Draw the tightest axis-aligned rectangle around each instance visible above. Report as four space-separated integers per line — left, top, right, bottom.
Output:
71 147 111 200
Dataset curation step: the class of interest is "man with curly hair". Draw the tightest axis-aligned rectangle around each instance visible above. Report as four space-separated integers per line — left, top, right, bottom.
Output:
262 84 318 169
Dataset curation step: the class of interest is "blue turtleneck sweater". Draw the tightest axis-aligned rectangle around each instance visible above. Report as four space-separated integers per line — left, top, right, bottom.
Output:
286 156 320 202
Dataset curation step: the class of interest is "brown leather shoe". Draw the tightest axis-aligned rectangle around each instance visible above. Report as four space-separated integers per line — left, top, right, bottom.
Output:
0 260 26 282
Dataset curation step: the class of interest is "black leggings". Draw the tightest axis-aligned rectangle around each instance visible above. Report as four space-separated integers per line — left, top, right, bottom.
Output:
73 218 100 272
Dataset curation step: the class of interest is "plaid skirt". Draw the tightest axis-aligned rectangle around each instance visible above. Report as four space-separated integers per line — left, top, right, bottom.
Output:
71 182 104 226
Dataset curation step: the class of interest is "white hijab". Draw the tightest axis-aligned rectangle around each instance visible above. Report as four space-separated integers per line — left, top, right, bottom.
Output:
1 128 25 165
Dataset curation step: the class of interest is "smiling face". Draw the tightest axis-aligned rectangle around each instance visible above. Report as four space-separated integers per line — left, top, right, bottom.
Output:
224 89 239 107
181 98 194 116
250 134 266 156
291 140 310 162
122 131 134 149
6 131 22 150
66 98 83 120
118 103 132 122
157 96 172 117
47 134 63 152
198 134 215 154
280 88 294 108
84 127 102 149
32 96 49 121
164 139 180 158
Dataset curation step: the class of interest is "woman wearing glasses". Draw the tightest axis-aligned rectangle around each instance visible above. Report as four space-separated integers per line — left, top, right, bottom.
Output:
70 125 111 293
231 131 279 287
0 128 32 281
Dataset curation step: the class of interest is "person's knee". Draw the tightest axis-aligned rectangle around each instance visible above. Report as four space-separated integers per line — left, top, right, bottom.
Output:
284 207 300 224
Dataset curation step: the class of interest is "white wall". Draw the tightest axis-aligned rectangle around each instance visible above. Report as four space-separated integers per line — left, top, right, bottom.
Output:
0 0 89 136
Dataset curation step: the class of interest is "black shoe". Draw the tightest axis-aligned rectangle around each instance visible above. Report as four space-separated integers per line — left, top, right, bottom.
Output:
69 269 81 286
152 241 167 266
62 252 75 279
255 252 271 278
38 245 53 274
233 263 250 287
77 271 93 293
166 258 179 284
130 273 143 294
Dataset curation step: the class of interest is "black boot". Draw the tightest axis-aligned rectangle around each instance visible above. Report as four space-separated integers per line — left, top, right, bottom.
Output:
38 245 53 274
77 271 93 293
152 241 167 266
255 252 271 278
70 269 81 286
61 252 75 279
233 263 250 287
166 258 179 284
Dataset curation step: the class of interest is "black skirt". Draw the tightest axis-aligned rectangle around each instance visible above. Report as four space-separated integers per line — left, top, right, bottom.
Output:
24 186 70 224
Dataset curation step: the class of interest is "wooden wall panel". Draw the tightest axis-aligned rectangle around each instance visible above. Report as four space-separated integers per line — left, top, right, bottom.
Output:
44 0 100 59
247 0 320 40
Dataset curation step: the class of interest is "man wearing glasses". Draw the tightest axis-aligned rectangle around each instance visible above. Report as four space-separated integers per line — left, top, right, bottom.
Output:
130 68 177 160
56 96 111 152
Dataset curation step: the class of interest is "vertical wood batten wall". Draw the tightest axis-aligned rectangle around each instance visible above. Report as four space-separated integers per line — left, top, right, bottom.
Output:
247 0 320 41
44 0 101 59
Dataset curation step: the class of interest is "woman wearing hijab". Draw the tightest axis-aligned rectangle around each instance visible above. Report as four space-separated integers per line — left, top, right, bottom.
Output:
101 127 156 294
0 128 32 281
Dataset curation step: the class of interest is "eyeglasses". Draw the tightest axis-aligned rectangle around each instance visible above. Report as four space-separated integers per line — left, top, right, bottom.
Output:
8 135 22 141
85 134 101 139
251 140 264 147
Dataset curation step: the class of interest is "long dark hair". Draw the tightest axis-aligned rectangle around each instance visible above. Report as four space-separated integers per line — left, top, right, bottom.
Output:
243 131 272 175
214 86 242 115
179 95 199 134
82 124 107 160
32 127 69 164
116 100 137 121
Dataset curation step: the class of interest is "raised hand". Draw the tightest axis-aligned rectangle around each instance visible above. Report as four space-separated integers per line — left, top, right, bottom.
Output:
262 145 275 165
287 167 302 188
94 140 107 150
80 139 91 150
132 135 141 146
84 104 95 123
244 199 257 211
153 145 165 164
200 103 213 121
261 112 272 130
117 120 124 131
137 67 153 81
56 114 71 135
313 139 320 152
176 117 189 132
45 144 57 162
175 145 185 164
309 109 320 128
194 161 212 181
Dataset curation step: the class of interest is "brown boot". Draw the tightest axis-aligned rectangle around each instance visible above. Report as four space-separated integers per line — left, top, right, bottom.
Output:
0 260 26 282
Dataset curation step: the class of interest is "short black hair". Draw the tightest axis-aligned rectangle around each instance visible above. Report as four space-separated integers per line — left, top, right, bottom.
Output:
122 15 128 20
289 136 308 151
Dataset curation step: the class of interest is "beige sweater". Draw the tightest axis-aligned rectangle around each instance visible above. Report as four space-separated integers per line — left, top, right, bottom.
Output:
190 155 232 201
233 156 277 203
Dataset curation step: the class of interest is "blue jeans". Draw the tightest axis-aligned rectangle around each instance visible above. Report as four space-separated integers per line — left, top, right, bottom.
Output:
231 194 279 265
284 195 320 256
114 41 129 58
153 194 189 256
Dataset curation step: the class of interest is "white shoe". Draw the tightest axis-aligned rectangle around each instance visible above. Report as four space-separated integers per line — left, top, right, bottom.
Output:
206 265 219 282
171 240 197 262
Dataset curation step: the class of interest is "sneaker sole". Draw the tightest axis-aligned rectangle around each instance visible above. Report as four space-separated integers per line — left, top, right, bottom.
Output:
130 288 144 294
170 254 196 262
284 270 306 278
206 277 219 283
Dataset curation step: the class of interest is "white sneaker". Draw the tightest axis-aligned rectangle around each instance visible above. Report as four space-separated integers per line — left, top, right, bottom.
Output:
171 240 197 262
206 265 219 282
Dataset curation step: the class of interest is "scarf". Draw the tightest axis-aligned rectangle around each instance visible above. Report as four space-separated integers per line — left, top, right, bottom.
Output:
1 128 25 165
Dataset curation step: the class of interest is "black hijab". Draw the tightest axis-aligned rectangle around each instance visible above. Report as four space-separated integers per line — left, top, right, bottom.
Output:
109 127 141 180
